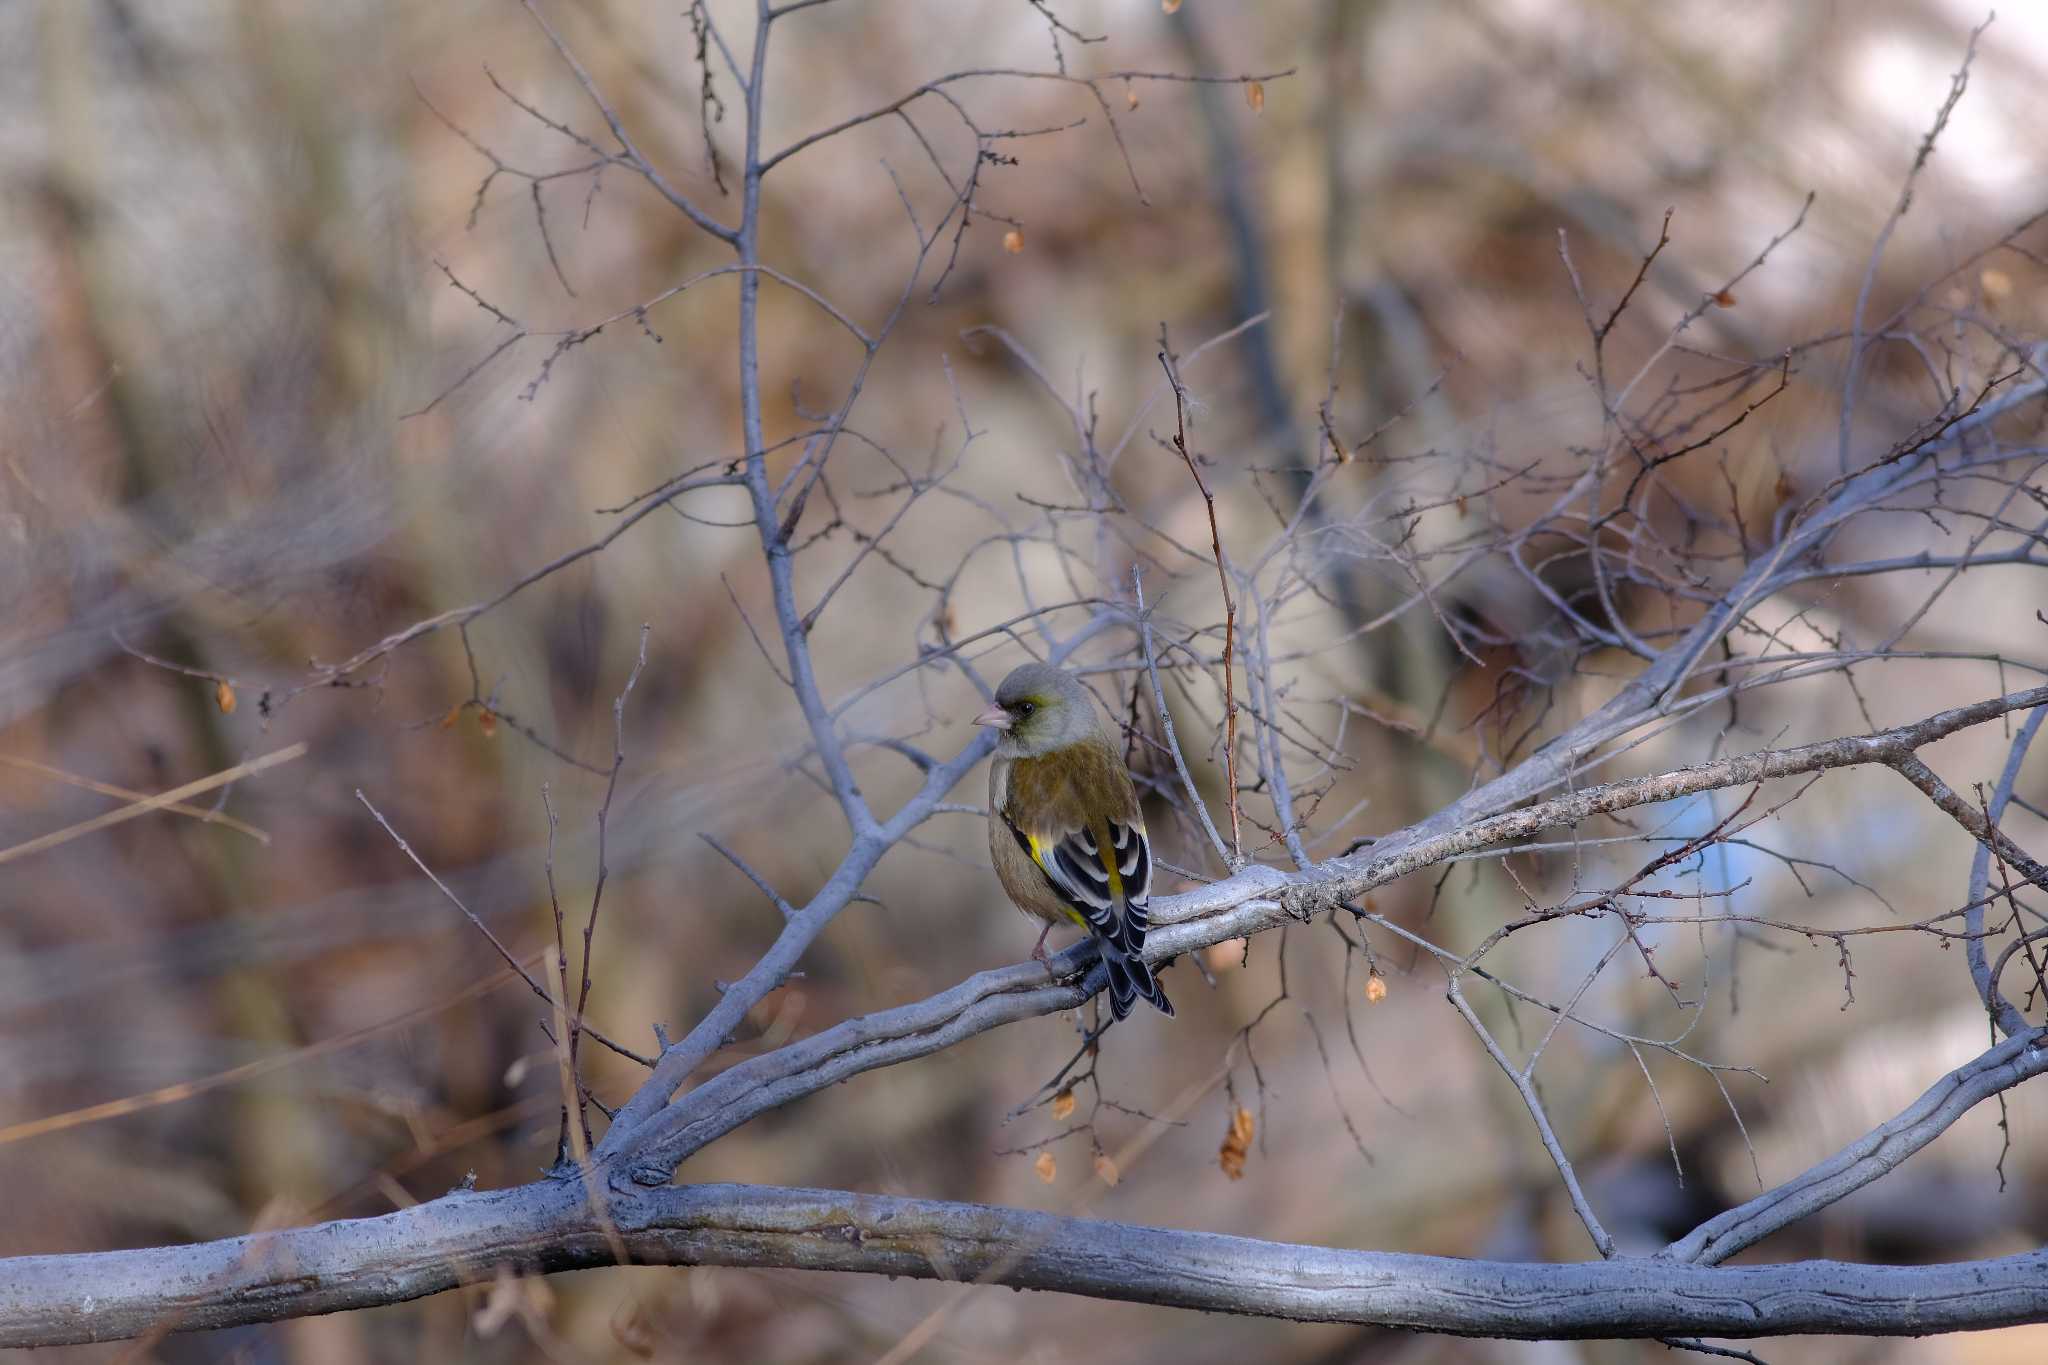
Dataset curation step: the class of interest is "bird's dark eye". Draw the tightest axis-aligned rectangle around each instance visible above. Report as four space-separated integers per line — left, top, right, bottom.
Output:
1015 700 1036 717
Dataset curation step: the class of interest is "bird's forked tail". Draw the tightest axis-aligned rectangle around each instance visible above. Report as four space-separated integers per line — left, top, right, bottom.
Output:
1100 934 1173 1020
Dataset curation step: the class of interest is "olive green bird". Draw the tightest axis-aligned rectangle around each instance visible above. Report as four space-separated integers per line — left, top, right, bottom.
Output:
975 662 1173 1020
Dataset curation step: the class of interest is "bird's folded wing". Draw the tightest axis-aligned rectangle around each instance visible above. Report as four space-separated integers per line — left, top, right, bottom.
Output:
1005 814 1153 951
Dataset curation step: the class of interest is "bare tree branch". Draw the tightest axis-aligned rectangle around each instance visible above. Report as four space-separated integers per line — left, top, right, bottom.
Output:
1666 1026 2048 1265
7 1181 2047 1348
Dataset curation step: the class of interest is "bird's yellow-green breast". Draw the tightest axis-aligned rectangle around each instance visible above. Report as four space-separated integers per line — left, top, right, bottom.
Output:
996 740 1140 833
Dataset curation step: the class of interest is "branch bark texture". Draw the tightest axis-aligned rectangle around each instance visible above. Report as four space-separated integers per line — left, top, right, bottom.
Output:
8 1181 2048 1349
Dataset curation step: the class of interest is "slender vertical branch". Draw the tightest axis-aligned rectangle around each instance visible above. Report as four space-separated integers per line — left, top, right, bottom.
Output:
1837 16 1988 473
1158 346 1242 866
544 944 628 1265
1967 707 2047 1037
572 624 652 1088
1133 565 1231 867
1447 976 1616 1260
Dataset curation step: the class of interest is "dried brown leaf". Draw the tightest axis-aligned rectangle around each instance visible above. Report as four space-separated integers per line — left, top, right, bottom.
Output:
1034 1151 1057 1183
1219 1104 1254 1180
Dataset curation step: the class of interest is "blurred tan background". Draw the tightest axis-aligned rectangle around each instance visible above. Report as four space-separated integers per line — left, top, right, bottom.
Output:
4 1 2048 1362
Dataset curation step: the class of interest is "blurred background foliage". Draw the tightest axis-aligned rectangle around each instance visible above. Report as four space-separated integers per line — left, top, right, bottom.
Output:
4 1 2048 1362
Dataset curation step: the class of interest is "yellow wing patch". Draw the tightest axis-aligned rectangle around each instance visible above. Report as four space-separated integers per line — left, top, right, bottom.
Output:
1097 832 1127 900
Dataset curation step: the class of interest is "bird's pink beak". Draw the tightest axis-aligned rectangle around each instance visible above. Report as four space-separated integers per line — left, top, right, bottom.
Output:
972 701 1012 731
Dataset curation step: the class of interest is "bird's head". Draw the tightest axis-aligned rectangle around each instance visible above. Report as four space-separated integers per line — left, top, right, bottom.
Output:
973 662 1099 758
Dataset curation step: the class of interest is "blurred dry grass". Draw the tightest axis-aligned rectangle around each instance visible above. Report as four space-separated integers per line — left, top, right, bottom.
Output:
4 1 2048 1362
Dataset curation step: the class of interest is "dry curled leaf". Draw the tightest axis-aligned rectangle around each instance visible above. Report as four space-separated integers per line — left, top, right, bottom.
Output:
1162 0 1183 12
1033 1151 1057 1184
1001 228 1024 255
1365 971 1388 1004
1125 86 1140 111
1245 81 1265 113
1219 1104 1254 1180
477 708 498 738
439 705 462 731
1981 267 2014 301
1093 1153 1120 1187
1051 1088 1076 1121
214 679 237 714
1713 288 1738 308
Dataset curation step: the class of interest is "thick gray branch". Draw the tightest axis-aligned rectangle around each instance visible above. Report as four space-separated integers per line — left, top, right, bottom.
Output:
7 1181 2048 1348
1665 1027 2048 1265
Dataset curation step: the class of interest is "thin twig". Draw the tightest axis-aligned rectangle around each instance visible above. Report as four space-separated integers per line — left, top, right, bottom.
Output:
354 791 655 1069
1158 345 1242 866
1133 565 1231 867
0 754 271 844
0 746 306 868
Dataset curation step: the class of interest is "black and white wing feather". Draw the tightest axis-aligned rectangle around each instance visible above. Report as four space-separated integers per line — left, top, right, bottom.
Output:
1023 818 1170 1019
